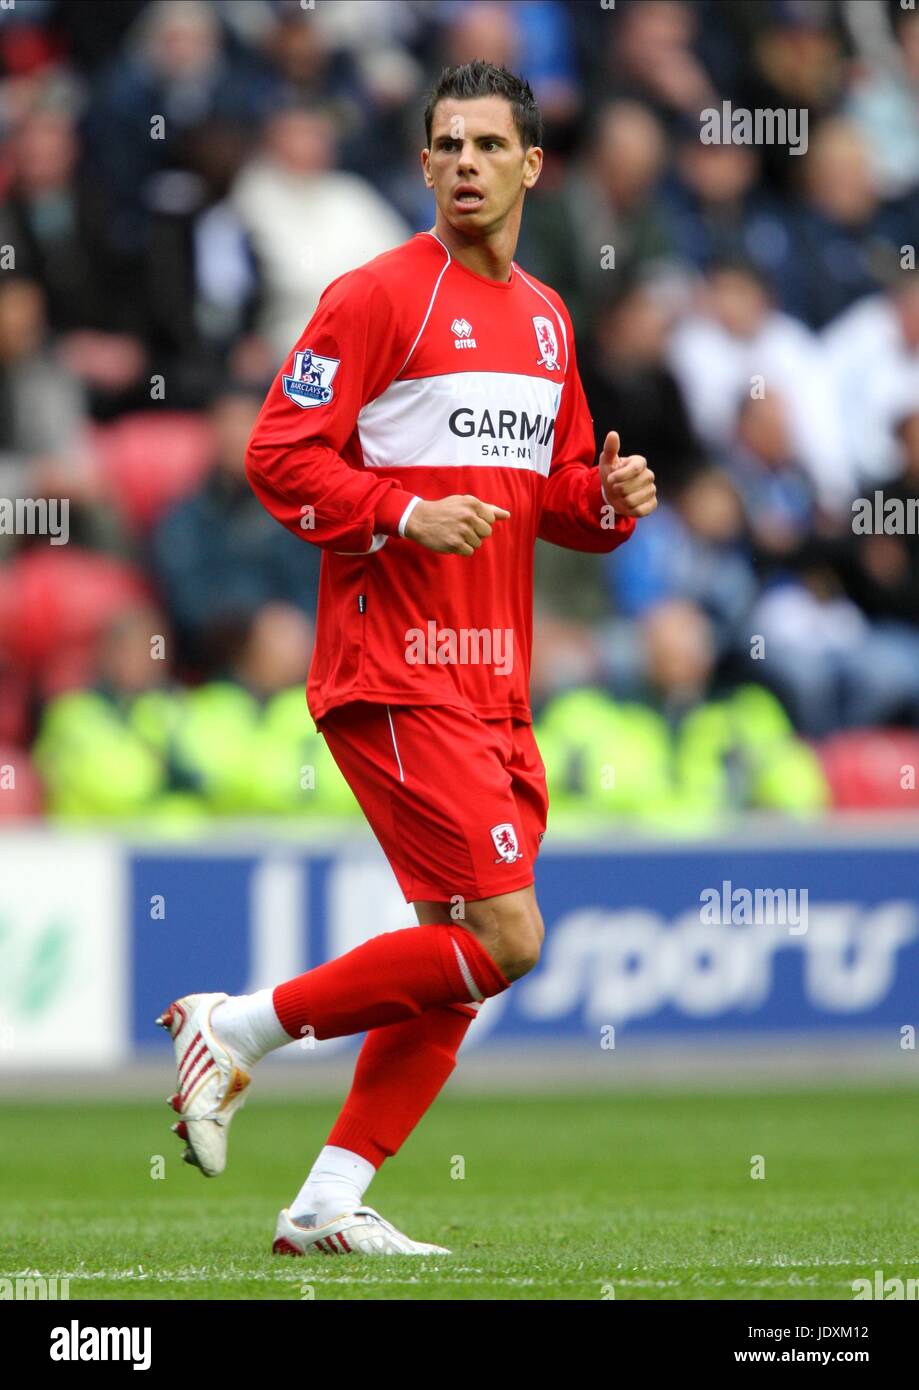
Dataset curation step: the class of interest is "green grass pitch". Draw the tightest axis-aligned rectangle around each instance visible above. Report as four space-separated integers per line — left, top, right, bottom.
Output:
3 1088 918 1300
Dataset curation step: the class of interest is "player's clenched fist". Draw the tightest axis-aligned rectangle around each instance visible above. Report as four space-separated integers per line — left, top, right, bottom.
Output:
404 495 511 556
599 430 657 519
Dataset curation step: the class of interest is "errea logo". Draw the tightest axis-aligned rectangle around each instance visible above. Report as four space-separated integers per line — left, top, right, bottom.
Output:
451 318 477 350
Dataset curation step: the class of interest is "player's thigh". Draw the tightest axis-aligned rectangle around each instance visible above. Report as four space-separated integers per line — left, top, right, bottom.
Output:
379 704 537 903
321 701 536 905
415 719 547 959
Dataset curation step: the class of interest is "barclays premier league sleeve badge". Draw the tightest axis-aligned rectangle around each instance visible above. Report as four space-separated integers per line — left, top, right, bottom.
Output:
282 348 340 408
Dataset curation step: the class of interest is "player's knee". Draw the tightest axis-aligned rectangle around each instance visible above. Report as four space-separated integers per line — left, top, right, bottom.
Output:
461 895 544 982
498 942 540 981
494 905 544 981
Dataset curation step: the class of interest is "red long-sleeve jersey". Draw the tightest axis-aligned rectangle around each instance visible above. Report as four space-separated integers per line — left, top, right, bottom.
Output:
245 230 635 727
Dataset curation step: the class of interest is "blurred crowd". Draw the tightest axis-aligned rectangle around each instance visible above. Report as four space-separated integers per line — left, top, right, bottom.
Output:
1 0 918 825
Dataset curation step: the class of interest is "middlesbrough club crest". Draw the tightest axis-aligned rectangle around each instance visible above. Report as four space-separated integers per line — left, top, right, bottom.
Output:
490 822 523 863
532 316 561 371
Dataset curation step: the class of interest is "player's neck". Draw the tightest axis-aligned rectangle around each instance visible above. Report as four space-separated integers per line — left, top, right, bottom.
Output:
429 217 517 285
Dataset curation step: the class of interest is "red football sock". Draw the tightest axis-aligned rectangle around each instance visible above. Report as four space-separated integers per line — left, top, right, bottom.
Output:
326 1003 476 1166
272 924 508 1041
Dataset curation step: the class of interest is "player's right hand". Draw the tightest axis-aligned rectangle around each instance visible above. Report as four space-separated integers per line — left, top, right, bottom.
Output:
404 496 511 556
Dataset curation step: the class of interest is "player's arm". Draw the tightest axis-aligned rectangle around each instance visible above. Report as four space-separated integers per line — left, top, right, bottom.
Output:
537 308 655 552
246 269 510 558
245 269 421 553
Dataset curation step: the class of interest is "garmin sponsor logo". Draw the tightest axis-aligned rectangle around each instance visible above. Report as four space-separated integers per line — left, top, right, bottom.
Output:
50 1320 151 1370
448 406 556 458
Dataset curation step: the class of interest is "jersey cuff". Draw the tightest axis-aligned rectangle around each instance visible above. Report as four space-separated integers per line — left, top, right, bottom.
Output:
597 468 630 523
374 486 423 536
397 496 422 537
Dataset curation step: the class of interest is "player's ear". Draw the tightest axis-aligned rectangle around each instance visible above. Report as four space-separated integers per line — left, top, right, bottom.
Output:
523 146 543 189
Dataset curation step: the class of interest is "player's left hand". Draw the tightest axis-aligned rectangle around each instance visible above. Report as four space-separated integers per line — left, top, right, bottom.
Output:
599 431 657 518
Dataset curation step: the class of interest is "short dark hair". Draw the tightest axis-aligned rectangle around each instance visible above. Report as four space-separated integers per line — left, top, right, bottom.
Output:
424 60 542 152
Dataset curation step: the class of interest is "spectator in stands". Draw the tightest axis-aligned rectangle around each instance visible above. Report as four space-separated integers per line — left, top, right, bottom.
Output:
747 562 919 737
844 6 919 200
0 105 144 346
440 0 580 126
835 403 919 629
786 118 907 330
740 3 848 197
213 600 313 702
165 600 358 817
722 392 816 566
34 597 356 822
588 0 717 132
822 273 919 489
660 129 793 285
579 274 704 500
529 609 607 713
604 467 757 659
228 103 412 362
520 99 672 337
32 600 207 821
667 262 853 514
262 3 396 178
142 117 263 407
83 0 279 248
0 101 148 417
3 0 918 797
536 269 704 636
536 599 828 826
150 385 321 673
0 277 87 461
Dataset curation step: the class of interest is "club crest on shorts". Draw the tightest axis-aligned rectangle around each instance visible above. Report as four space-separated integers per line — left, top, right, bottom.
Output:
282 348 340 408
532 316 561 371
490 822 523 863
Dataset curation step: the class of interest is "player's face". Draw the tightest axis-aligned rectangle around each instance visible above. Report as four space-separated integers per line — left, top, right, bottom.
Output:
423 96 541 234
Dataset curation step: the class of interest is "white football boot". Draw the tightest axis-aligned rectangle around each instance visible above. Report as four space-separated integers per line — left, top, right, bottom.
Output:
273 1206 451 1257
155 992 251 1177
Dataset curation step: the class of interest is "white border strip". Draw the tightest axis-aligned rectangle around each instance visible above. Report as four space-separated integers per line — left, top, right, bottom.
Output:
397 240 452 378
452 936 484 1002
385 704 405 783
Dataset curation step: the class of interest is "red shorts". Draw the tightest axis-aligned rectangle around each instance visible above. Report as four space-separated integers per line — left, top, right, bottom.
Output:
317 701 549 904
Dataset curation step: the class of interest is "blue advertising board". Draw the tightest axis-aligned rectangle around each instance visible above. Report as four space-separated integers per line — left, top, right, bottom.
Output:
130 833 919 1053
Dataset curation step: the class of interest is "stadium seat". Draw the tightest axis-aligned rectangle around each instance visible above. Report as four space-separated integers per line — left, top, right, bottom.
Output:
3 548 151 696
0 662 31 745
818 730 919 811
91 412 214 533
0 741 43 817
